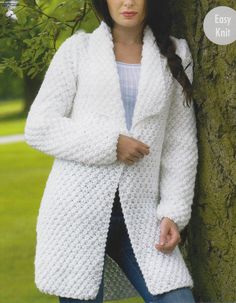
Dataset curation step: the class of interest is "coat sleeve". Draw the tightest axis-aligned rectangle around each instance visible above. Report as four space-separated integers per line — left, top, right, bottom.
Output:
156 38 198 232
24 34 121 167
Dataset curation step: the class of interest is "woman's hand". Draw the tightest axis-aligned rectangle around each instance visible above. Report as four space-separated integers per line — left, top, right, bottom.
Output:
155 217 181 254
117 134 150 165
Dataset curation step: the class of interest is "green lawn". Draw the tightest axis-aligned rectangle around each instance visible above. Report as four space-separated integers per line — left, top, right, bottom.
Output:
0 99 27 136
0 142 57 303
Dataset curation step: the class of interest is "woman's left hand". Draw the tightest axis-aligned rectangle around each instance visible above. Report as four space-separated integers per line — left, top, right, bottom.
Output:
155 217 181 254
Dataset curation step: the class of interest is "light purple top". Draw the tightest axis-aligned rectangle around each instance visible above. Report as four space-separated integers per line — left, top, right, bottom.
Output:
116 60 141 130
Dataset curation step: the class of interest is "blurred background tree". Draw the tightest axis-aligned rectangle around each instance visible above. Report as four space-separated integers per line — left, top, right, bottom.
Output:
0 0 100 112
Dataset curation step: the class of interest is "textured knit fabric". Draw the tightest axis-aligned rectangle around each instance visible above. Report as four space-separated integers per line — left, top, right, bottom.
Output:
59 189 197 303
24 20 198 301
116 60 141 130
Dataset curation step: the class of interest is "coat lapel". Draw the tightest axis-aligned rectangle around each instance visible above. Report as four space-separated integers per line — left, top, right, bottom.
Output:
88 20 168 133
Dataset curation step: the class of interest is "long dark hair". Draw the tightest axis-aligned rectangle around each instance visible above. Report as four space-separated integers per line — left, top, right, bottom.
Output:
91 0 193 107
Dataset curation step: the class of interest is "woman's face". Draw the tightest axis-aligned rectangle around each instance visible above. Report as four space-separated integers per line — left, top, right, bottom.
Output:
106 0 147 29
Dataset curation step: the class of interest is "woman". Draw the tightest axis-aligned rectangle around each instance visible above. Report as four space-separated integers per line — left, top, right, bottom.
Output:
24 0 198 302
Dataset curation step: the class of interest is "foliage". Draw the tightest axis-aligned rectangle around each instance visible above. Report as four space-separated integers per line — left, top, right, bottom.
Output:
0 0 97 79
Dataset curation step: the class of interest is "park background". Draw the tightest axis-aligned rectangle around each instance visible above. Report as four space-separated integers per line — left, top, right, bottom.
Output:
0 1 235 303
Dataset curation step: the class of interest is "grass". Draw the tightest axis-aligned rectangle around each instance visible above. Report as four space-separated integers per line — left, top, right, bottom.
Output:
0 99 27 136
0 141 57 303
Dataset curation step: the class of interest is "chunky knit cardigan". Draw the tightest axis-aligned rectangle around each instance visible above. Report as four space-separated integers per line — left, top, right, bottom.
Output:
24 20 198 301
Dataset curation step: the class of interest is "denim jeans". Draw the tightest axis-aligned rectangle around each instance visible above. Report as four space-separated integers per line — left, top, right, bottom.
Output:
59 186 196 303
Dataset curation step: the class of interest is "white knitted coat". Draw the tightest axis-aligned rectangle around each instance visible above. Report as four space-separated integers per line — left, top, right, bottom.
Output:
24 20 198 301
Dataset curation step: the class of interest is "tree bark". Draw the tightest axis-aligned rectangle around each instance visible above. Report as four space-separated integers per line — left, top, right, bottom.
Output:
170 1 236 302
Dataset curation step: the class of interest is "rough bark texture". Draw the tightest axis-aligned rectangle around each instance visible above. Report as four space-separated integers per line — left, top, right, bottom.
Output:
170 1 236 302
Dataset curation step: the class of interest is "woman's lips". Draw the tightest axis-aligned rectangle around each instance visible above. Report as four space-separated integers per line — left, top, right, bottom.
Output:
121 12 138 18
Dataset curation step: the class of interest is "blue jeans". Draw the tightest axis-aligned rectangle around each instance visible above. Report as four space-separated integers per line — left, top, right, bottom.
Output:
59 187 196 303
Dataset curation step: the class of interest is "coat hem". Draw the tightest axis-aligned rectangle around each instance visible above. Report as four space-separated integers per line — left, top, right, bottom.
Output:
148 280 194 297
35 281 101 300
35 279 194 301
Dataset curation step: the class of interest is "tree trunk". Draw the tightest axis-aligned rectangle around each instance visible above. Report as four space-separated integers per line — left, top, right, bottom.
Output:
23 73 42 114
170 1 236 302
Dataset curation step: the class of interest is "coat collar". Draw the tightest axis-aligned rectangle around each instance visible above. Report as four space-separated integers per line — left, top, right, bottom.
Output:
88 20 168 134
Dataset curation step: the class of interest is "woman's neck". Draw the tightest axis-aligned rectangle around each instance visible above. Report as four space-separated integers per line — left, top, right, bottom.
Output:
111 24 144 46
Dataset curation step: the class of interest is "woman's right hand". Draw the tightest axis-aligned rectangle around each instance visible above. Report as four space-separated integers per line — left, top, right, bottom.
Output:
117 134 150 165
